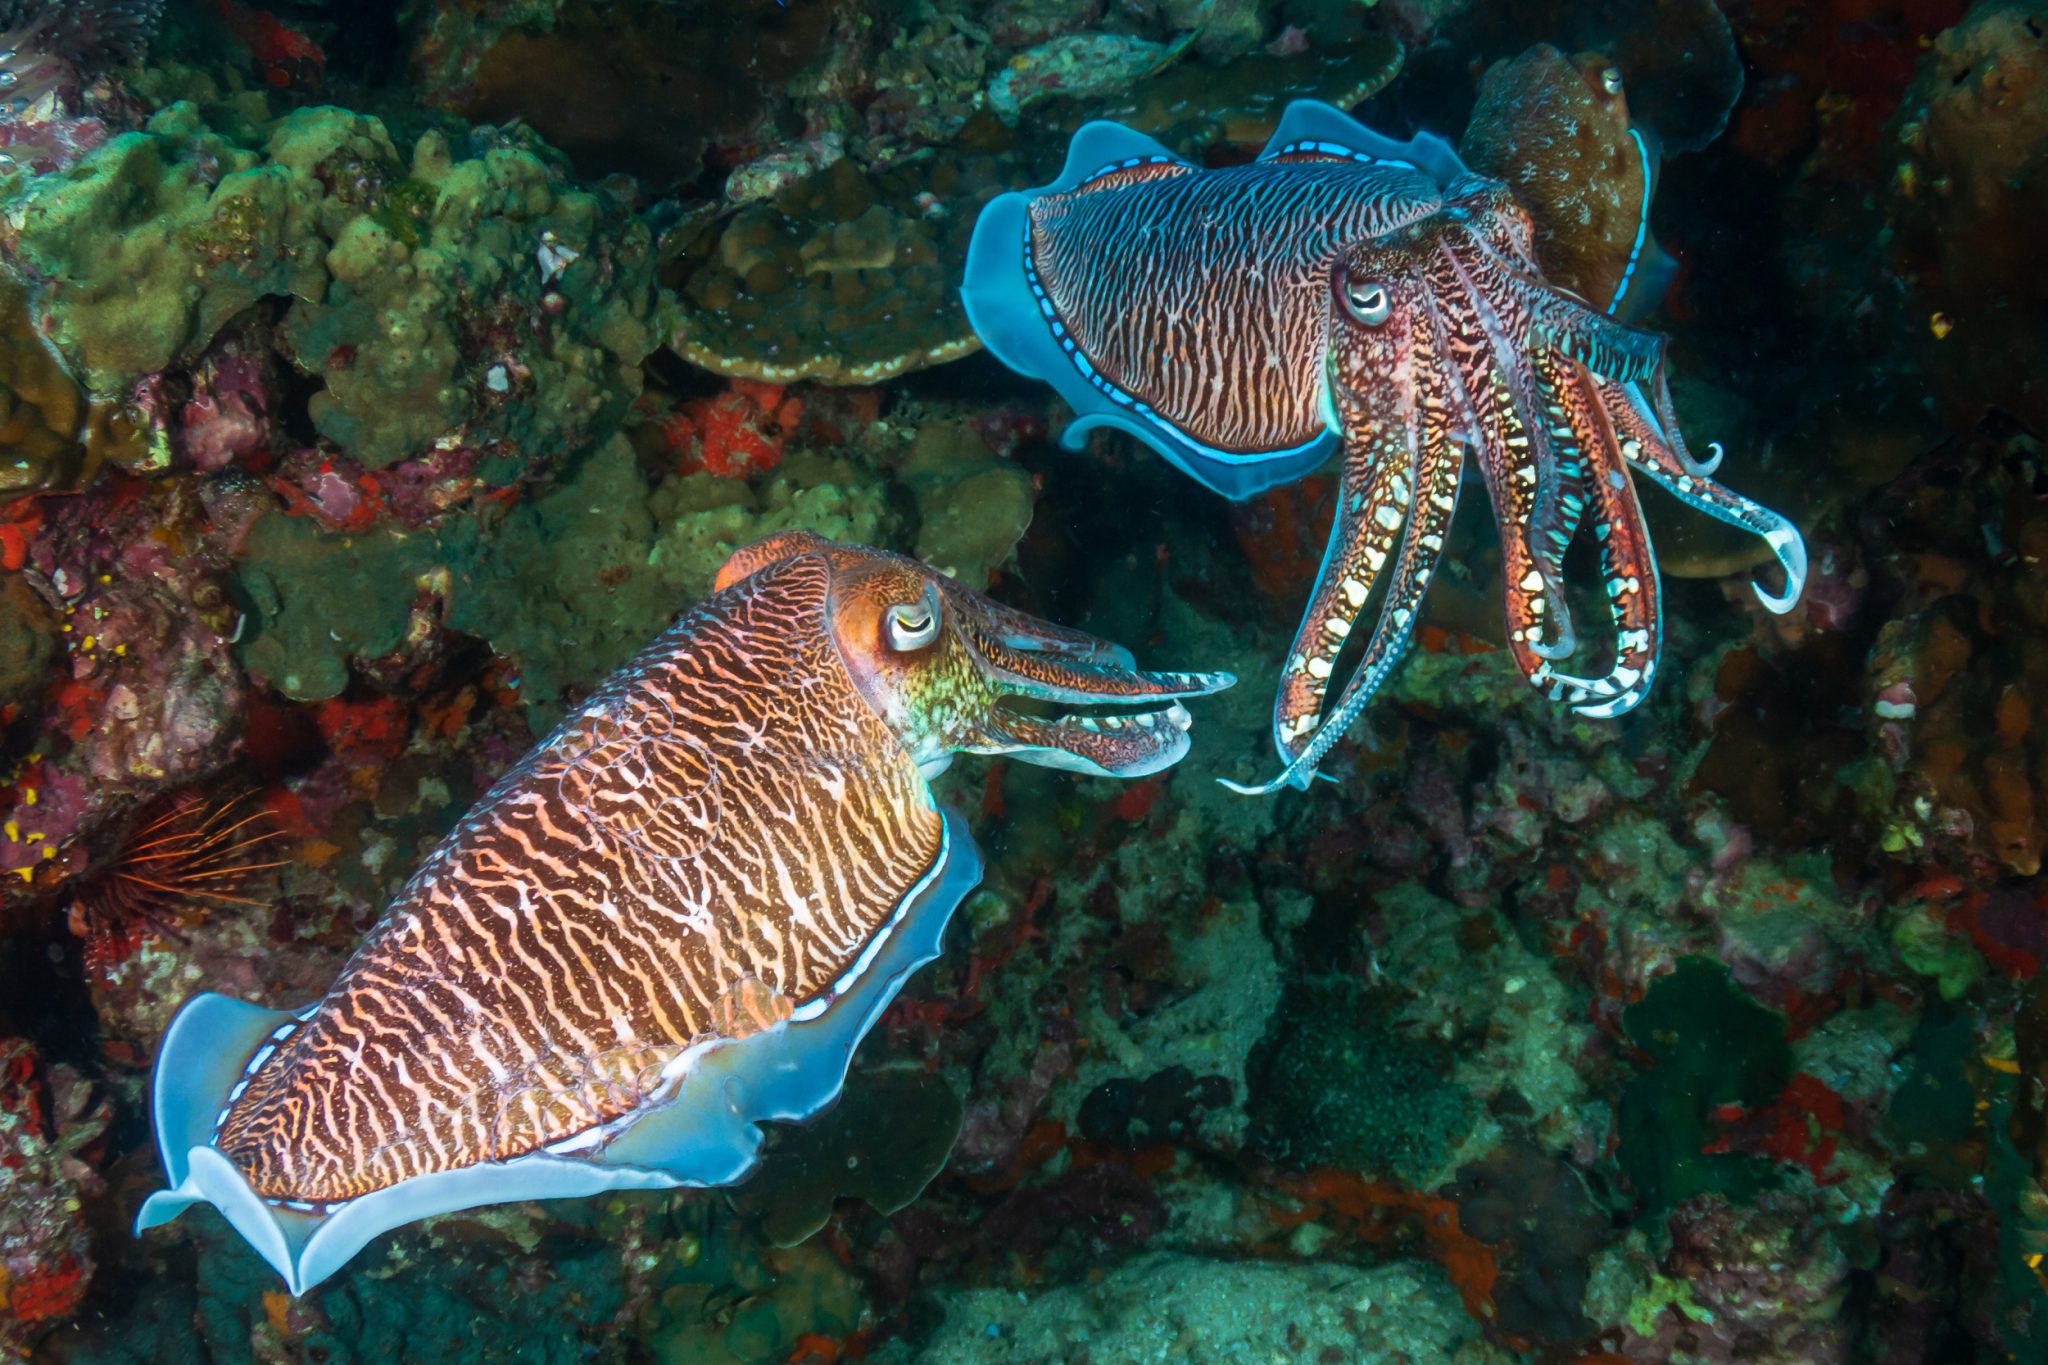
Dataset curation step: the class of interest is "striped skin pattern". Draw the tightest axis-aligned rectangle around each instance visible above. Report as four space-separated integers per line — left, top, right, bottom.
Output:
1027 156 1443 454
1006 108 1806 796
213 535 1231 1203
216 551 937 1203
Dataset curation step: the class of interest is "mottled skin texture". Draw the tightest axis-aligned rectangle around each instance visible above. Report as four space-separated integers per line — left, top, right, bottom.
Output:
1017 136 1801 794
1462 44 1653 314
215 533 1227 1203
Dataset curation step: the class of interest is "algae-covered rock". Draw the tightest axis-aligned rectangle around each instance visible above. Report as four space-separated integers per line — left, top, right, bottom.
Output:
1248 975 1476 1184
664 127 1028 384
233 511 452 702
6 103 658 471
904 1253 1513 1364
899 421 1033 589
729 1068 964 1247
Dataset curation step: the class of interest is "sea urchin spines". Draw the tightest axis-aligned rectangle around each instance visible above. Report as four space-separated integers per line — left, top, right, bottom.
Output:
65 789 284 958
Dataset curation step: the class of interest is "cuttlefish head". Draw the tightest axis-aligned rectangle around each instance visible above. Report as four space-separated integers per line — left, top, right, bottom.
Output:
717 532 1234 779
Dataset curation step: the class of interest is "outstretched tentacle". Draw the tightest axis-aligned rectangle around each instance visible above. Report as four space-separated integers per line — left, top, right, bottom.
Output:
1534 356 1663 717
1595 374 1807 613
1226 321 1467 796
1267 328 1423 764
1640 360 1724 479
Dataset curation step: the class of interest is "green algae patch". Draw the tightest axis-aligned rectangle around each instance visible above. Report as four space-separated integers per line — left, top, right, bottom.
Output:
1617 956 1791 1213
6 104 658 471
729 1068 964 1247
449 438 894 728
1247 975 1475 1184
233 512 455 702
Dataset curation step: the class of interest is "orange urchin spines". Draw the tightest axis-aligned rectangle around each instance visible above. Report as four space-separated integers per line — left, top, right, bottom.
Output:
66 790 287 962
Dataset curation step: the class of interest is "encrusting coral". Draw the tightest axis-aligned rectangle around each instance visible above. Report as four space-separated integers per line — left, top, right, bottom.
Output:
5 102 658 472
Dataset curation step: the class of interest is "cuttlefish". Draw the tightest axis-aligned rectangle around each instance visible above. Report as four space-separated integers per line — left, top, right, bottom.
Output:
139 532 1230 1294
961 97 1805 794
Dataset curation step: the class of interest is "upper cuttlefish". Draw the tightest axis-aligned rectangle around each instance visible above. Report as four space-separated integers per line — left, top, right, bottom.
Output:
961 96 1805 793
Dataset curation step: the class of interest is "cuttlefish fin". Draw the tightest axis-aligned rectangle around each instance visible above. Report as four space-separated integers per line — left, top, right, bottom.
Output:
1257 100 1470 190
1605 127 1677 324
136 994 689 1297
140 813 986 1297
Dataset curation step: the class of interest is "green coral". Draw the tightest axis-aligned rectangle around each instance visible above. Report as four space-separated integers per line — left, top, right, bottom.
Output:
6 103 325 392
898 421 1034 590
1616 957 1791 1214
450 437 893 727
6 103 657 469
1247 975 1475 1184
234 512 454 702
231 436 895 721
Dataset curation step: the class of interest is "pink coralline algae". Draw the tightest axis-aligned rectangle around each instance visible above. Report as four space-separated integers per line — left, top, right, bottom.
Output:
179 331 279 474
0 0 160 173
0 478 247 910
0 1037 110 1354
1626 1192 1853 1363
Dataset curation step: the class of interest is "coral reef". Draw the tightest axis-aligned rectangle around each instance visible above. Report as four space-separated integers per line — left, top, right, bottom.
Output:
1248 975 1476 1186
0 0 2040 1359
896 1253 1514 1363
5 102 657 471
0 1038 110 1357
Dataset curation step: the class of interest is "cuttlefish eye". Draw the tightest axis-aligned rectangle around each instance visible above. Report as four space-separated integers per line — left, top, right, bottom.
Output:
1344 281 1392 327
884 599 941 652
1600 66 1624 96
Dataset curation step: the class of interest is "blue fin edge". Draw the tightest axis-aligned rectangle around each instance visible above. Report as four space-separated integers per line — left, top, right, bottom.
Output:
1255 100 1469 188
137 808 985 1296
